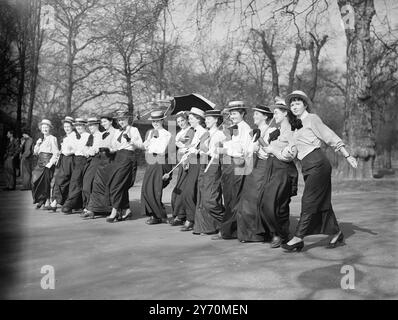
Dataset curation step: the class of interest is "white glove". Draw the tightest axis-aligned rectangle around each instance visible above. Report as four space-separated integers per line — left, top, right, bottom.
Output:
45 162 53 169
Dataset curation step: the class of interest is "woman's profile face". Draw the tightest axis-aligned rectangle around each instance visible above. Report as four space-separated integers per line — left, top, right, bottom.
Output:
75 124 86 134
273 108 287 124
229 110 243 124
152 120 163 130
41 124 50 135
177 116 188 129
188 114 200 128
253 111 268 126
290 98 306 117
63 122 73 134
205 116 217 129
118 118 128 129
101 118 112 131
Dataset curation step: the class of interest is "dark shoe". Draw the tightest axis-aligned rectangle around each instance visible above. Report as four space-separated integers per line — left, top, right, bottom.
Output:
180 222 194 231
270 236 282 248
170 218 185 226
35 201 44 209
72 208 83 214
120 210 132 221
192 231 201 235
326 232 345 249
82 210 95 219
146 217 162 225
62 206 72 215
281 241 304 252
106 211 121 223
205 231 218 235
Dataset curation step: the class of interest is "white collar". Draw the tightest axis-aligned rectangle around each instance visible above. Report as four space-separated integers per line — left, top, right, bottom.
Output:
300 110 309 120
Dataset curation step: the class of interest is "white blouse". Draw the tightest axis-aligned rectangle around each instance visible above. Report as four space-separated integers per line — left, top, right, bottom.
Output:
61 131 76 155
175 126 193 149
223 120 252 158
86 131 103 157
201 127 226 158
99 126 121 151
115 125 144 151
144 128 172 154
34 135 59 165
73 132 90 157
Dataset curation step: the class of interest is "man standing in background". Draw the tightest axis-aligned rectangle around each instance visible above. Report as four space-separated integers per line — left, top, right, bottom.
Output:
20 130 33 191
3 130 20 191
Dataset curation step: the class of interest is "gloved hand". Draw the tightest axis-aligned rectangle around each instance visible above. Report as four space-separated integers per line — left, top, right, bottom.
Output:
45 162 53 169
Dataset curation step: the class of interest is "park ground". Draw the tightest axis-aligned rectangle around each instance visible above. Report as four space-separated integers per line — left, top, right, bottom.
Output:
0 167 397 300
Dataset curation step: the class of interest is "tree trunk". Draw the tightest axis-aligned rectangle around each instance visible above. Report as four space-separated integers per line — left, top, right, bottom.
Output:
66 31 73 115
27 0 43 132
125 72 134 115
337 0 376 179
16 21 27 137
288 44 301 93
384 148 392 169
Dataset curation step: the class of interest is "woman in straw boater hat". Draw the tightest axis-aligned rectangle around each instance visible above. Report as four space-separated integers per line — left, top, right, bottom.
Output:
192 109 227 235
211 100 252 240
83 114 121 219
62 117 91 214
282 90 358 252
169 111 195 226
31 119 59 209
255 102 300 248
141 110 173 224
105 111 143 222
81 117 103 215
235 104 275 243
176 107 208 232
47 116 76 212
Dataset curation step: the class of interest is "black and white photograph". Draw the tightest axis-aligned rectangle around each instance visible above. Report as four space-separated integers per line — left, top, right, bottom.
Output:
0 0 397 308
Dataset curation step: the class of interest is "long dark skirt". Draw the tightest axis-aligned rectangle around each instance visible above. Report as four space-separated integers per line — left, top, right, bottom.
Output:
87 152 114 214
52 155 74 205
193 160 224 234
21 157 32 189
108 149 137 210
141 155 172 219
236 156 269 242
219 156 246 239
31 152 54 204
4 156 16 189
171 166 189 220
257 157 298 241
82 155 101 209
294 148 340 238
180 159 201 223
63 156 87 210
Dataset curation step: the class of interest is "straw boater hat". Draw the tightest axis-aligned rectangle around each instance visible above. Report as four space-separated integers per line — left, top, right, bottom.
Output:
74 117 88 126
86 117 100 125
205 109 223 117
38 119 53 128
252 105 273 115
189 107 205 119
271 99 290 112
62 116 74 124
148 110 166 121
285 90 313 108
227 101 247 111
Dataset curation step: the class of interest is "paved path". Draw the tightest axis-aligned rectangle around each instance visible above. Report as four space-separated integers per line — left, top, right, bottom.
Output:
0 177 397 300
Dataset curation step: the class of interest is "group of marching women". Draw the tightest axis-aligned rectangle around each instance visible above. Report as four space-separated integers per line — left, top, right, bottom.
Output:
31 90 358 252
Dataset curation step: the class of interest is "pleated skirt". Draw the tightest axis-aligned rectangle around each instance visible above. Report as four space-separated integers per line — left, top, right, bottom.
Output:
82 155 101 209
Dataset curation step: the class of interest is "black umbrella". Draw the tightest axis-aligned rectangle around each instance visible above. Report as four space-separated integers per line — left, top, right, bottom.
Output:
170 93 215 115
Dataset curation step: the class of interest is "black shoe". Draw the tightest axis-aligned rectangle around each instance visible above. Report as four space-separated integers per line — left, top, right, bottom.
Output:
146 217 162 225
180 222 194 231
120 210 132 221
82 210 95 219
281 241 304 252
326 232 345 249
106 216 118 223
270 236 282 248
62 206 72 215
170 218 185 226
35 201 44 209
